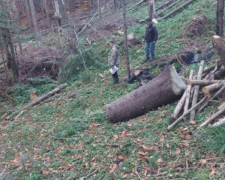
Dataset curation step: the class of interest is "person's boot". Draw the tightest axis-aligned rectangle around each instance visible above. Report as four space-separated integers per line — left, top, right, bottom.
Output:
142 57 150 62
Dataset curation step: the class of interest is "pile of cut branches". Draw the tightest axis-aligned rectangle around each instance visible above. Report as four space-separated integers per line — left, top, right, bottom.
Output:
168 35 225 130
17 46 61 81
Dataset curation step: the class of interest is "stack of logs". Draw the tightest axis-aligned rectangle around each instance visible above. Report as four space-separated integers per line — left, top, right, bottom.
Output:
168 35 225 130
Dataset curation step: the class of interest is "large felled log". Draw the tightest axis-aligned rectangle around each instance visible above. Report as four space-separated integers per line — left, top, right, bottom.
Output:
190 60 205 121
7 83 67 120
213 35 225 67
215 69 225 79
107 66 186 123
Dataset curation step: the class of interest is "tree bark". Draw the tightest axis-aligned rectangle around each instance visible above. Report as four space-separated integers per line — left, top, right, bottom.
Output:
216 0 224 36
29 0 39 37
107 66 186 123
213 35 225 67
184 69 194 113
7 83 67 120
190 60 205 121
0 27 19 80
58 0 68 25
187 79 225 85
149 0 155 19
122 0 131 78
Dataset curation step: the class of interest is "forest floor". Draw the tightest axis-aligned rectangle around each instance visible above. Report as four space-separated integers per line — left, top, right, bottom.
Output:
1 0 225 179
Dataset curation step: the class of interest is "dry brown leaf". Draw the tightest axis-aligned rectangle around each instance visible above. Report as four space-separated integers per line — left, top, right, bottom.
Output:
142 145 154 151
118 155 124 160
109 164 117 174
157 157 163 163
175 148 181 155
200 159 207 165
139 151 148 156
209 169 215 176
184 135 191 140
190 120 196 125
185 150 190 157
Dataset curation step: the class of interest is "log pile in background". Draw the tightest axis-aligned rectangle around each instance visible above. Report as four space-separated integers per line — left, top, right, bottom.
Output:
168 35 225 130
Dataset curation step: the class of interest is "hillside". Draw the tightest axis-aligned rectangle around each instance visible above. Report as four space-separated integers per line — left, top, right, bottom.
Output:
1 0 225 179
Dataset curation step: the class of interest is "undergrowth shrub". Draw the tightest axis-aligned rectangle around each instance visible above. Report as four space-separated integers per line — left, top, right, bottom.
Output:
199 126 225 154
6 78 56 104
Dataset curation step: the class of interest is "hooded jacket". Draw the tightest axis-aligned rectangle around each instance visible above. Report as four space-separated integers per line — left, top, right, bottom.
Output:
144 24 158 43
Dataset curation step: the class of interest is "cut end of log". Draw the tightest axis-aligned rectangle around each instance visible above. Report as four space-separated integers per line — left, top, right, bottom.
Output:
213 35 220 39
170 66 187 95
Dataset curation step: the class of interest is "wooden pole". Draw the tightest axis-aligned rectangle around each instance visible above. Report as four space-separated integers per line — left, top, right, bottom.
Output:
190 60 205 121
171 90 187 120
198 105 225 128
198 84 225 113
149 0 154 19
122 0 131 78
168 96 207 131
184 70 194 113
213 35 225 66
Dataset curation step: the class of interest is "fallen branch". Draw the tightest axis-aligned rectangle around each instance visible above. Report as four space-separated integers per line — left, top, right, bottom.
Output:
155 0 174 11
171 91 187 120
202 83 222 97
198 84 225 113
184 70 194 113
0 60 7 66
157 0 180 17
168 96 207 131
190 60 205 121
127 0 144 11
80 169 99 180
212 117 225 127
7 83 67 120
160 0 197 20
198 105 225 128
187 80 225 85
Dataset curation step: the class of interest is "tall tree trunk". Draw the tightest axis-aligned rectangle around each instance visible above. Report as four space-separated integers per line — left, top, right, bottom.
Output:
29 0 39 37
44 0 50 28
97 0 102 20
57 0 68 25
122 0 131 78
25 0 33 32
113 0 117 12
0 28 19 80
216 0 224 36
149 0 155 19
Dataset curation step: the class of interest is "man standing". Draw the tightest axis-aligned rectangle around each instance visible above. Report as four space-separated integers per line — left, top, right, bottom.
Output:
143 18 158 62
107 40 120 84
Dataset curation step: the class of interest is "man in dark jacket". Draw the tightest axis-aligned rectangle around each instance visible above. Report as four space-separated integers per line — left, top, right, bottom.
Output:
143 18 158 62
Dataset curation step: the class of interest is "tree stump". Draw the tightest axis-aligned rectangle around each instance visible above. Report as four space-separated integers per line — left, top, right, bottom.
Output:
106 66 186 123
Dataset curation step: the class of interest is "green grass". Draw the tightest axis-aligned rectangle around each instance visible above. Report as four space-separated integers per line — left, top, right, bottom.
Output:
0 0 225 179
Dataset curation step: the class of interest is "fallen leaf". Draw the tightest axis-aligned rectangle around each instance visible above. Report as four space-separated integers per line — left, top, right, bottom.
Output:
139 151 148 156
166 144 170 149
157 157 163 163
118 155 124 160
190 120 196 125
184 135 191 140
209 169 215 176
175 148 181 155
142 145 154 151
109 164 117 174
200 159 207 165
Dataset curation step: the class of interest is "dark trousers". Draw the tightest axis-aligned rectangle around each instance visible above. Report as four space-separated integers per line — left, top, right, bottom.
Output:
112 71 118 78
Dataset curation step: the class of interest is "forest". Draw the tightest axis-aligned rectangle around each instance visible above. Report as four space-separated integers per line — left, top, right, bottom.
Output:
0 0 225 179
